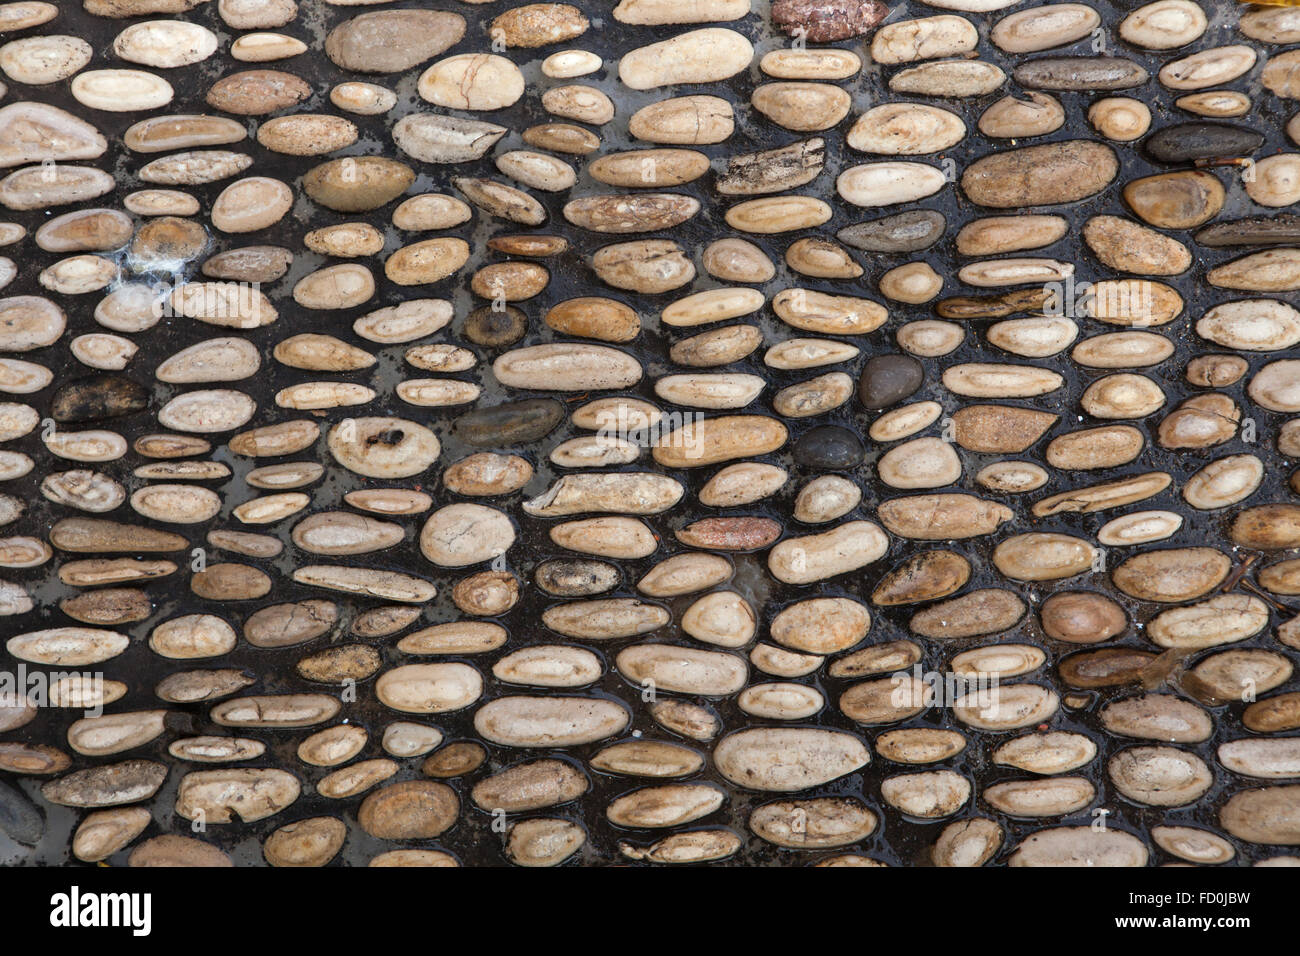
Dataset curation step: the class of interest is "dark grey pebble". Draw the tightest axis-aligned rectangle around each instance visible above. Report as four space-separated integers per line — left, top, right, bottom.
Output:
0 781 43 846
1144 123 1264 164
793 425 866 471
838 210 945 253
454 399 565 446
1195 214 1300 248
464 304 527 348
859 354 924 409
1014 56 1148 91
535 558 620 596
51 375 149 423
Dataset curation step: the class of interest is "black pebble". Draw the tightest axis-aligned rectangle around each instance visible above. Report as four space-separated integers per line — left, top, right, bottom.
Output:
454 399 564 446
1144 123 1264 165
51 375 149 423
794 425 865 471
859 354 924 409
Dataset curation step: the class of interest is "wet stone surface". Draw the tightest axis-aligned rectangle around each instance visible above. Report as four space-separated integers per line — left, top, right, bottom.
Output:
0 0 1298 868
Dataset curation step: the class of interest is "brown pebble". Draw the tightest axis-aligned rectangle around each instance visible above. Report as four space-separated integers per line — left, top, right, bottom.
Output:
1040 591 1127 644
422 741 487 778
352 606 421 638
191 563 272 601
1243 693 1300 733
206 69 310 116
359 780 459 839
453 571 520 616
675 517 782 551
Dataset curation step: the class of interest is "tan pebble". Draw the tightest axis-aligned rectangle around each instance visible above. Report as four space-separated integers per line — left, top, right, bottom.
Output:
327 417 439 479
713 728 868 792
993 533 1094 581
943 363 1063 398
345 489 432 517
752 81 850 131
978 91 1064 138
474 696 629 748
543 84 613 125
619 28 752 89
699 462 787 506
1177 90 1249 117
838 161 946 207
628 95 733 145
325 79 395 115
593 239 694 293
231 32 306 62
898 320 964 356
292 263 374 310
890 59 1006 97
987 316 1077 357
443 453 532 496
760 47 860 79
273 334 373 373
232 492 309 524
542 49 601 78
956 215 1067 256
772 289 887 335
1072 330 1173 368
702 238 774 283
589 148 709 188
303 222 383 259
71 69 173 112
1183 454 1263 510
1080 373 1165 418
725 196 830 234
880 262 942 303
39 256 117 295
1088 97 1151 140
405 344 475 373
872 15 978 65
490 3 588 47
522 122 600 155
35 208 131 255
1010 827 1147 867
355 299 453 344
211 176 291 233
984 777 1095 816
376 663 483 714
73 807 152 862
1159 45 1255 91
471 262 549 301
992 3 1100 52
419 54 524 110
113 20 218 68
358 781 458 840
1120 0 1206 49
496 151 576 193
768 520 888 584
